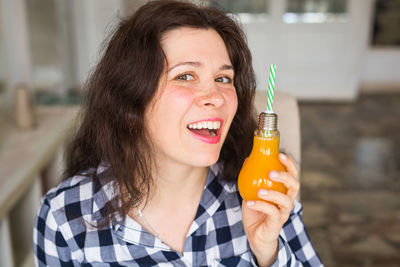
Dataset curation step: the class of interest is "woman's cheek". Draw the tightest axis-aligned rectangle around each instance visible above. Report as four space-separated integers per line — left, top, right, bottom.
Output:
165 86 195 106
226 88 238 117
221 89 238 138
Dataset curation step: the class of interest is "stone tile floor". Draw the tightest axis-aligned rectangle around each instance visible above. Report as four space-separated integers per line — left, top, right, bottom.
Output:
299 93 400 267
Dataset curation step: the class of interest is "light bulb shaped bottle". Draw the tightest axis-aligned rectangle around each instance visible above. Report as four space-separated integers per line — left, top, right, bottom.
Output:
238 112 287 201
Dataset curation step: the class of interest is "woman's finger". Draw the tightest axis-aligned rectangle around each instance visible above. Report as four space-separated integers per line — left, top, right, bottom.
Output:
269 171 300 199
257 189 294 213
246 200 280 219
279 153 298 179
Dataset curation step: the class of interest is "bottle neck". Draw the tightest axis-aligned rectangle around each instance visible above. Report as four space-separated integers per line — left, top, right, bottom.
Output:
252 130 280 157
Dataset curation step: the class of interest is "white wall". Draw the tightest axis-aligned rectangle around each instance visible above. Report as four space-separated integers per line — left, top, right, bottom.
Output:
70 0 124 86
360 48 400 91
0 0 33 109
242 0 374 101
86 0 399 98
2 0 395 101
123 0 148 16
0 3 5 85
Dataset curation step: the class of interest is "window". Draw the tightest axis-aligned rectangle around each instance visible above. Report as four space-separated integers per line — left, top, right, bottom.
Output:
211 0 268 13
372 0 400 46
209 0 269 23
283 0 348 23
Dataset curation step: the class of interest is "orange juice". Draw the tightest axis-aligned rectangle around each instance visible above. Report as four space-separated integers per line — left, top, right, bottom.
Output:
238 129 287 201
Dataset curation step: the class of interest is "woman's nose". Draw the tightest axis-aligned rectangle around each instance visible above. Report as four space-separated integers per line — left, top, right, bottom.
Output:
195 83 225 108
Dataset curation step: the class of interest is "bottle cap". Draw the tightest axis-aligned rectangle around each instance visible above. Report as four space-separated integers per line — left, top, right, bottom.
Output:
258 112 277 131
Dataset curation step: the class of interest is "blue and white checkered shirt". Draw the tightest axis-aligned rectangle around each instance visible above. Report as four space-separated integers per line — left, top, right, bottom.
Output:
33 164 323 266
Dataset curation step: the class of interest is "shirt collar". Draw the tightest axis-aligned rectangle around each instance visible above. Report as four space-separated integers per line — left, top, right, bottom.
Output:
187 163 236 236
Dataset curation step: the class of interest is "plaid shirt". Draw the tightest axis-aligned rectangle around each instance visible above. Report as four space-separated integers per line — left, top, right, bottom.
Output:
33 164 323 266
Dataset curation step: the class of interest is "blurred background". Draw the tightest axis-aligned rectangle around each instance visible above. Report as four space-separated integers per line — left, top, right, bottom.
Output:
0 0 399 266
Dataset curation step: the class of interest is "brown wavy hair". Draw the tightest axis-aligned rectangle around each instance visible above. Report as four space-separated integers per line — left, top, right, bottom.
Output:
63 0 257 222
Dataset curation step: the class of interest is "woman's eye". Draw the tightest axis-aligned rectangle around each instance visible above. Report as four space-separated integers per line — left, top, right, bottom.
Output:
216 76 232 84
175 74 195 81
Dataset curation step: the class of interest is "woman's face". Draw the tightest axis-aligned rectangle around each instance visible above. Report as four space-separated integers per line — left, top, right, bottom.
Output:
146 27 238 168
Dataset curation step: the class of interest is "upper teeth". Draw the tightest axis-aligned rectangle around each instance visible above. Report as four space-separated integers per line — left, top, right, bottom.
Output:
188 121 221 130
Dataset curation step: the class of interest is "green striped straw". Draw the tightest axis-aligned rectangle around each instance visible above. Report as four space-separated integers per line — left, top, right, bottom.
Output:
266 64 276 112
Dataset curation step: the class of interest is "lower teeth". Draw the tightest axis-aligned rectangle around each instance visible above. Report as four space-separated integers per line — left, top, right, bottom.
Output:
210 131 216 136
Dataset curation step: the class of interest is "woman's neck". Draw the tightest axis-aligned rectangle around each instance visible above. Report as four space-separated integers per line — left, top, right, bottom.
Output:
145 160 209 211
130 160 209 253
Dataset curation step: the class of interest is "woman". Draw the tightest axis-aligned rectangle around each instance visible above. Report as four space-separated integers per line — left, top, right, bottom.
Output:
34 1 323 266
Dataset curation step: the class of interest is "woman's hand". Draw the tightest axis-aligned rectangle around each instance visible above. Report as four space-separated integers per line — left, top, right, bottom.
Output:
241 153 300 267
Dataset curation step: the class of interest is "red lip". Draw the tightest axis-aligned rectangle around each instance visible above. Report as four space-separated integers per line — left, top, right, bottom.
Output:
187 118 223 144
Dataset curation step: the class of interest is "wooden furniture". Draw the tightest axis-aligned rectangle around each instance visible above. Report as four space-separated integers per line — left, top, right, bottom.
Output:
0 106 79 267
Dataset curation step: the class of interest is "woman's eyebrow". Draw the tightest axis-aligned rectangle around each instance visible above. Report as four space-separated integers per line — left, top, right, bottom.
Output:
220 64 234 71
168 61 201 72
167 61 234 72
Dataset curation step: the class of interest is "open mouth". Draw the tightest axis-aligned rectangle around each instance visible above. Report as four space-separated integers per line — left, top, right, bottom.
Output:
187 120 221 137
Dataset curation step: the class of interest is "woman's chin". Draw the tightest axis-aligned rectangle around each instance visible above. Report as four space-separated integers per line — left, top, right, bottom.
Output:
189 152 220 167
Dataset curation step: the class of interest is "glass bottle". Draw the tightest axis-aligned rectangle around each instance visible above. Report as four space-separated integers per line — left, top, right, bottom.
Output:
238 112 287 201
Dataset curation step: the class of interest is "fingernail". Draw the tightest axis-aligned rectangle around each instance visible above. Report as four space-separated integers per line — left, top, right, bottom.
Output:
258 189 268 196
247 201 255 206
279 153 287 161
270 171 279 178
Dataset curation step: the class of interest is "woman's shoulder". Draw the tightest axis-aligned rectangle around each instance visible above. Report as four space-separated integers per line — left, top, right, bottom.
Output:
34 168 105 262
43 168 97 206
38 167 101 232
